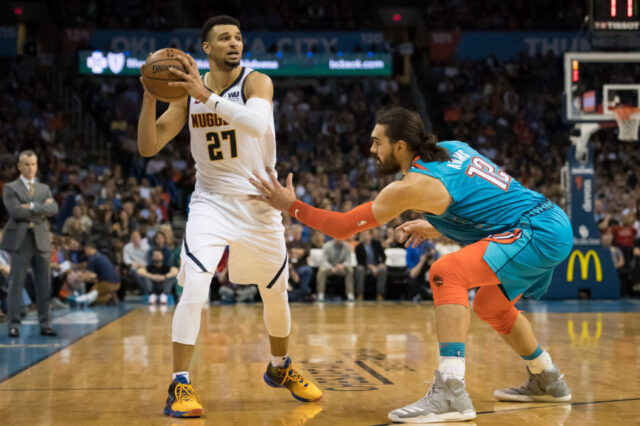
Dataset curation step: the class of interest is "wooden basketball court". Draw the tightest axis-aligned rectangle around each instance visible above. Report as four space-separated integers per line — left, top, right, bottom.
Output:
1 301 639 425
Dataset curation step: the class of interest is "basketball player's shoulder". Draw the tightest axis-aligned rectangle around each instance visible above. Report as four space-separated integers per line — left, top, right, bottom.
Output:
245 70 272 85
400 172 451 209
243 71 273 100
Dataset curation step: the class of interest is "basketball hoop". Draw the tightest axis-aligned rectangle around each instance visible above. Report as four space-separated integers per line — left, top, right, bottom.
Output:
612 105 640 142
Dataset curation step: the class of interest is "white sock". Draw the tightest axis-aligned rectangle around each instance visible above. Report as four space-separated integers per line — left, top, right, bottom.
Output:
172 371 190 383
270 354 288 367
526 350 554 374
438 356 465 381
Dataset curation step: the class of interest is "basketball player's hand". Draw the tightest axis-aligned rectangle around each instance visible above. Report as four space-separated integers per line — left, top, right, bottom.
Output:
139 55 157 100
167 54 208 100
396 219 441 248
249 168 296 212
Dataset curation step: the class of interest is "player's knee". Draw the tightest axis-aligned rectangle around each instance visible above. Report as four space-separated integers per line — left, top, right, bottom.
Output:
172 265 213 345
472 294 519 335
429 255 469 307
179 269 212 305
259 276 291 338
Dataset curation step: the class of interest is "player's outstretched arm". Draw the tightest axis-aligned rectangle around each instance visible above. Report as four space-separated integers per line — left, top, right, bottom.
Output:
138 65 188 157
249 168 412 240
168 54 272 137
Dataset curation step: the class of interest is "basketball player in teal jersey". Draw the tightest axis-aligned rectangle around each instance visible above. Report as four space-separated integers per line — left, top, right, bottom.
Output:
250 106 573 423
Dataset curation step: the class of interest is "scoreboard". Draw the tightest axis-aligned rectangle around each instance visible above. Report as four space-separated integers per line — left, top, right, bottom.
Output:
591 0 640 31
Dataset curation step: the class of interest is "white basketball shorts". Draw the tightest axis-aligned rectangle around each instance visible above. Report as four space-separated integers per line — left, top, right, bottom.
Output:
178 190 288 286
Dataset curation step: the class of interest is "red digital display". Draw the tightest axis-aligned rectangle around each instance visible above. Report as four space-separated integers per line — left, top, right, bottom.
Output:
609 0 638 17
591 0 640 30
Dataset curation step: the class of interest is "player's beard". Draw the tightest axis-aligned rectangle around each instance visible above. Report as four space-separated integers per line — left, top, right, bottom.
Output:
211 55 240 71
223 58 240 68
377 150 401 175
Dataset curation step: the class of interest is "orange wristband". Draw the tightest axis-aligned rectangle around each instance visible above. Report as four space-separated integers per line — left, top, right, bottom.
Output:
196 88 211 104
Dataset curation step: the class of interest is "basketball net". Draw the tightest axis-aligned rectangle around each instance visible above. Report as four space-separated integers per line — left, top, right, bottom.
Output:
612 105 640 142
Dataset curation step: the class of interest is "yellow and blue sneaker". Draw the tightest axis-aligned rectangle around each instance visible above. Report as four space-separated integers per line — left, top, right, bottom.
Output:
163 375 204 418
263 356 323 402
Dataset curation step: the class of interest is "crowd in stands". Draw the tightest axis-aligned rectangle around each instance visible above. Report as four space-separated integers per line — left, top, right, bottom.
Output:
424 0 586 31
424 53 568 207
3 0 640 320
55 0 379 31
51 0 585 31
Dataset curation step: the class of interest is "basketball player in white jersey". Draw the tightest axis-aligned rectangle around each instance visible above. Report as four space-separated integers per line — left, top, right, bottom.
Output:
138 15 322 418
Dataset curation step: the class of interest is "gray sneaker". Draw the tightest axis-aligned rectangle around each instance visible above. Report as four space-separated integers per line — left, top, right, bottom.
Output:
388 370 476 423
494 366 571 402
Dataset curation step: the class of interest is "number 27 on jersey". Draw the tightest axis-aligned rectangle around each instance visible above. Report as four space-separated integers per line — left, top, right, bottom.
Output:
206 130 238 161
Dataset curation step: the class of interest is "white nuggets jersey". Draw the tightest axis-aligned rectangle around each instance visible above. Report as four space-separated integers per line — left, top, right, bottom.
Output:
188 67 276 195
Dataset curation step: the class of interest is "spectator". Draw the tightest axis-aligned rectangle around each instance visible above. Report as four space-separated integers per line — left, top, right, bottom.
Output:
603 230 628 298
90 205 114 254
71 241 120 305
159 224 179 266
112 209 134 242
122 230 150 293
148 230 174 267
310 229 326 249
287 225 313 302
609 213 637 266
316 239 355 301
61 205 92 239
137 248 178 305
406 241 438 302
354 230 387 301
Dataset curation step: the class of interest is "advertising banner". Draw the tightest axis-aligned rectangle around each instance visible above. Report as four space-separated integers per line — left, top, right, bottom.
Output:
0 26 16 56
429 31 592 61
78 50 392 77
543 145 619 299
82 30 387 56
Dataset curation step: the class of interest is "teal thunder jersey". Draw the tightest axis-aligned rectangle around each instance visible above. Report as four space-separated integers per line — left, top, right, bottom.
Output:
410 141 546 245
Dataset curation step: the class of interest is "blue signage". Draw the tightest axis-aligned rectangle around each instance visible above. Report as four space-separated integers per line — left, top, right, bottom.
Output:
85 30 387 56
430 31 592 61
0 26 16 56
543 145 619 299
459 32 591 60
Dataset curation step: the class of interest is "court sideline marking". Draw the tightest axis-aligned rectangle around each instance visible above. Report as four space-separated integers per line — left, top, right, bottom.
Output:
0 307 136 385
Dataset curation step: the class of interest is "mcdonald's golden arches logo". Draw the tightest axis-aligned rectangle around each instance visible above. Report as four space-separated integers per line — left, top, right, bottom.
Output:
567 314 602 346
566 249 602 282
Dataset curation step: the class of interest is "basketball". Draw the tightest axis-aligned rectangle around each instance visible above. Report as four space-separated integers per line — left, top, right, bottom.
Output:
140 48 189 103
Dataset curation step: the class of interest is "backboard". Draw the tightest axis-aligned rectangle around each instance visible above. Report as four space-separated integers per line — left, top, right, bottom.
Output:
564 52 640 122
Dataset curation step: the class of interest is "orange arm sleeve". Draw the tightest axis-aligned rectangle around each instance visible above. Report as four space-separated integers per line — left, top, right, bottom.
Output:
288 200 380 240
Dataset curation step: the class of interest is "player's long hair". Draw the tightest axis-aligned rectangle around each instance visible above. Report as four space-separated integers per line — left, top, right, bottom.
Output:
375 107 450 163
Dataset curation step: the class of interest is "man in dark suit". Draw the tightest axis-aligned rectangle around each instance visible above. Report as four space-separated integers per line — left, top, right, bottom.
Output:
1 150 59 337
355 230 387 301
